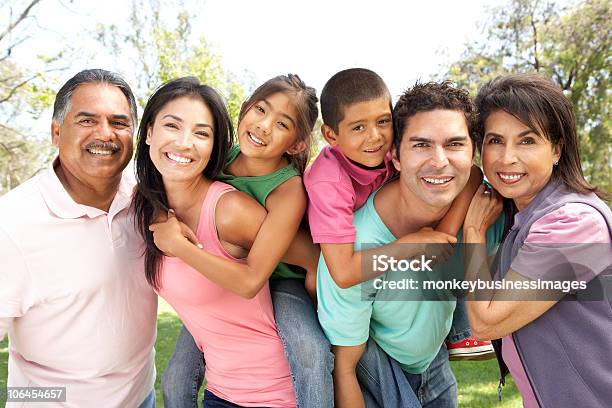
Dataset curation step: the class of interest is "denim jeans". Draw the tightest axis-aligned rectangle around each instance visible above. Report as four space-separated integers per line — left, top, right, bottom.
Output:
162 278 334 408
137 389 156 408
162 325 205 408
202 390 248 408
447 299 471 343
357 339 457 408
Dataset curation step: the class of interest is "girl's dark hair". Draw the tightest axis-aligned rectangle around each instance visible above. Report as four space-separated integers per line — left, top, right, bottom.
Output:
132 77 234 290
475 73 603 198
239 74 318 174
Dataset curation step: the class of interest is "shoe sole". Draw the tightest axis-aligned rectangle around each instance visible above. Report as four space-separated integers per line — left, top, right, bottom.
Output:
448 349 496 361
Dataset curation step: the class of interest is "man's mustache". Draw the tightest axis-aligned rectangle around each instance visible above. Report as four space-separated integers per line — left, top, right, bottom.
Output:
85 141 120 151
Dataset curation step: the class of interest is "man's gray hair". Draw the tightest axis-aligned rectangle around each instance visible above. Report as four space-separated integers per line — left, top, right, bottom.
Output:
52 69 138 125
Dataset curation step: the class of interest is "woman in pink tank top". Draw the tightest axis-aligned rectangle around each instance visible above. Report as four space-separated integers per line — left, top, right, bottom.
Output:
131 77 296 407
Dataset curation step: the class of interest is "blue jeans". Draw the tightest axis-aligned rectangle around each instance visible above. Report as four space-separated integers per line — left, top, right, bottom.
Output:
447 299 471 343
202 390 248 408
137 390 156 408
358 339 457 408
162 278 334 408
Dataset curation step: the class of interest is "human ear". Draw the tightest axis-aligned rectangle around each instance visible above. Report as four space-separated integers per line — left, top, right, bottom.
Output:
391 145 401 172
552 142 562 165
286 140 307 155
321 124 338 146
51 121 60 147
146 125 152 145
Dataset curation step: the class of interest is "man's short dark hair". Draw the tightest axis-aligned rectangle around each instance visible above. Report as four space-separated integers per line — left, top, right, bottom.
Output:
320 68 390 132
52 69 137 125
393 81 476 152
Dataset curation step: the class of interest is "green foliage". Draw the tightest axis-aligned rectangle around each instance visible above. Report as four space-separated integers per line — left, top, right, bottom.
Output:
444 0 611 196
95 1 246 126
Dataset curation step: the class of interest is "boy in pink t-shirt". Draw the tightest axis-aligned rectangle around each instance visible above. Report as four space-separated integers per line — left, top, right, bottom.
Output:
304 68 484 407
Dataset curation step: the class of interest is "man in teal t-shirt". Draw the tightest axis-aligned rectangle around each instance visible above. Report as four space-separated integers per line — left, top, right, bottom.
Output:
316 81 504 407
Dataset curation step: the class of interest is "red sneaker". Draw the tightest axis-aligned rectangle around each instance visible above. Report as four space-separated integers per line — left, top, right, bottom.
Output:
447 338 495 361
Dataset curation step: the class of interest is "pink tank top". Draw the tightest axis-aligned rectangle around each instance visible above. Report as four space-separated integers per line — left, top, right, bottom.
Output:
157 181 296 407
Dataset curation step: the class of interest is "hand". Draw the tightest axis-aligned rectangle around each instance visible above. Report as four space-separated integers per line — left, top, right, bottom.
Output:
464 184 503 242
149 210 202 256
399 227 458 264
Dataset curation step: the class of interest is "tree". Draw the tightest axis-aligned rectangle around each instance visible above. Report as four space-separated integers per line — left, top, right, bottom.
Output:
95 0 247 126
0 0 66 194
444 0 611 195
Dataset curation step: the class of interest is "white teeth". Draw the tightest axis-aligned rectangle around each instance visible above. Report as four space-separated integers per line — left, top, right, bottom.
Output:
166 152 192 163
248 132 266 146
89 149 113 155
364 146 381 152
499 173 523 181
423 177 452 185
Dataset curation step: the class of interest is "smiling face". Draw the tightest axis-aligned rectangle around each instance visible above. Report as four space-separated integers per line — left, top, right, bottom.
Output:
323 96 393 168
51 83 134 188
393 109 473 209
146 96 215 184
482 110 561 210
237 92 304 161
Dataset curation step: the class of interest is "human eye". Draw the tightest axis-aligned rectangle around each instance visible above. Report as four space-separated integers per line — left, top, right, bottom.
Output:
164 122 179 130
255 104 265 114
378 117 392 126
352 124 364 132
413 142 429 148
112 120 130 128
485 136 502 145
79 118 95 125
195 131 210 139
278 121 289 130
520 137 536 145
447 141 465 149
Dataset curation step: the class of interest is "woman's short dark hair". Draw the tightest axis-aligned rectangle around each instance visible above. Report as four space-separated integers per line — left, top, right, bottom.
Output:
239 74 318 174
475 73 602 197
132 77 234 289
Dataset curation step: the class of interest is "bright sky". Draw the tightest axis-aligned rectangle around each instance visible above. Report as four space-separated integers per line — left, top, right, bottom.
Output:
14 0 507 101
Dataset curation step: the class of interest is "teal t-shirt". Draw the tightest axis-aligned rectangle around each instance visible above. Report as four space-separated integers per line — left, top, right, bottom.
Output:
317 190 505 373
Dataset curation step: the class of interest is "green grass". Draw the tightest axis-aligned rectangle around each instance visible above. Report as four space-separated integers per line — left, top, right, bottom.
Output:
1 299 521 407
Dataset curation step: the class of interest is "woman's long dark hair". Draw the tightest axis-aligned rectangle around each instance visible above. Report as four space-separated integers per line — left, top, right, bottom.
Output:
131 77 234 290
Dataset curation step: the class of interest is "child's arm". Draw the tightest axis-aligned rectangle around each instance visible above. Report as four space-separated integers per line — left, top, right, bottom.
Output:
150 191 273 298
435 165 483 235
321 227 456 289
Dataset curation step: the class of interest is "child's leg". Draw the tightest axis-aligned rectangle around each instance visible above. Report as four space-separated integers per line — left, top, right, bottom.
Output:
333 343 367 408
446 298 494 360
162 324 205 408
269 278 334 408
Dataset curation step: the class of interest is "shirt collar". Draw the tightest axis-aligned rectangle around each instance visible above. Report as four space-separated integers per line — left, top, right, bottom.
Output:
37 157 134 219
329 145 395 186
512 178 561 229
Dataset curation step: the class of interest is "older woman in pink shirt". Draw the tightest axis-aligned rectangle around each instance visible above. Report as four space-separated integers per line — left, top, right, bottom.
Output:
131 77 296 407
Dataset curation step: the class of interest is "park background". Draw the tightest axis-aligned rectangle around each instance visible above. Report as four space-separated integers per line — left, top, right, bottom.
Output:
0 0 609 406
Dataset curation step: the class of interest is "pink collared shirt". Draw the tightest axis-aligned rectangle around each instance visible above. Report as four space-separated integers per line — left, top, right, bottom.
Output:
304 145 397 244
0 161 157 408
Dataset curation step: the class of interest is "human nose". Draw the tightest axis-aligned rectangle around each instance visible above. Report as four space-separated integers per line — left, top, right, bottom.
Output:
174 130 193 149
96 121 113 141
499 144 519 165
429 146 449 168
257 114 273 135
367 127 383 143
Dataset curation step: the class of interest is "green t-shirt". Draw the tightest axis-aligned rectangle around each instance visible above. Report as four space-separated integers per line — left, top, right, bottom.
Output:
218 145 304 279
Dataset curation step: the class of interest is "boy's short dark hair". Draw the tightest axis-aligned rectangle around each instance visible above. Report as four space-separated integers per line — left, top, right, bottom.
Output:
393 81 476 152
320 68 391 132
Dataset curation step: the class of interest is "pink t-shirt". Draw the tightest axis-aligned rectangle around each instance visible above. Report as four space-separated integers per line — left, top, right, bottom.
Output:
502 203 611 408
0 163 157 408
304 145 397 244
157 181 296 408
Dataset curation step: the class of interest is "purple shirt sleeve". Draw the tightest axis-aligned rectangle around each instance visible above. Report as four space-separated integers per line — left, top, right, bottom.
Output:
511 203 611 286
